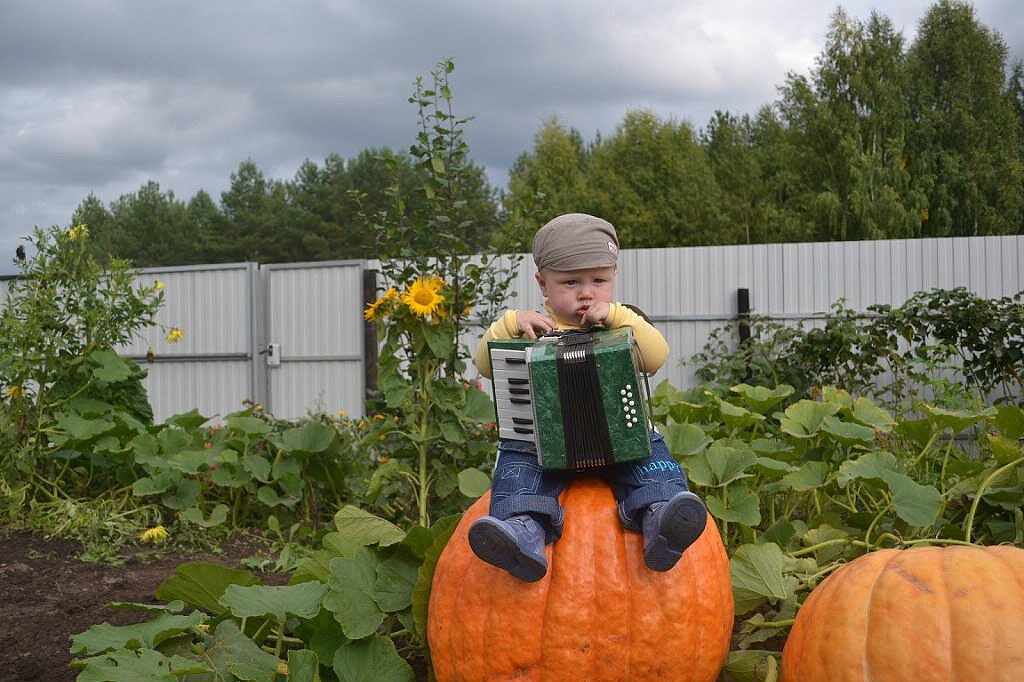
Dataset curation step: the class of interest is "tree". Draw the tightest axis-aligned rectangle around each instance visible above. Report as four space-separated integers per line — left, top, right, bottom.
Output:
906 0 1024 236
217 160 289 262
504 116 593 244
588 109 726 247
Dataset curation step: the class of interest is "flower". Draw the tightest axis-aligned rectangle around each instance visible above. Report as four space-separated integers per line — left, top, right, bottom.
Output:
403 276 445 318
155 280 164 290
364 287 398 322
139 525 169 544
165 327 185 343
4 386 22 399
68 224 89 241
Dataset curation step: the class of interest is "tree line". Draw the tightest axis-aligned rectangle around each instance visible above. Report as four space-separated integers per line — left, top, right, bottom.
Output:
72 1 1024 267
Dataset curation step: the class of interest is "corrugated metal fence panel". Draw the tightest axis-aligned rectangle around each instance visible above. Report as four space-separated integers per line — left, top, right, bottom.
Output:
265 260 365 420
123 263 256 422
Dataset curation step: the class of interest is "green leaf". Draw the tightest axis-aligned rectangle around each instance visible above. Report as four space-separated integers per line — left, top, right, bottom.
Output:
287 649 321 682
881 470 943 527
722 649 780 682
730 543 794 615
333 506 406 547
457 468 490 498
282 421 336 454
662 423 712 456
70 611 203 655
74 649 211 682
894 417 933 446
780 461 829 491
836 451 899 487
718 399 765 431
201 620 282 682
155 562 262 614
227 415 273 436
332 636 414 682
706 484 761 526
705 443 758 487
820 415 877 446
57 414 116 442
986 433 1023 465
462 387 495 423
179 504 228 528
164 408 211 430
374 555 420 613
242 454 272 482
729 383 794 414
90 349 133 383
219 581 328 623
780 400 839 439
922 404 996 435
419 320 455 358
993 405 1024 439
850 397 896 432
324 551 385 639
161 478 200 510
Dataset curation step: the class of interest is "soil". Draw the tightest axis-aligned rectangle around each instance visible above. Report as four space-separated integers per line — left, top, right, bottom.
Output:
0 530 288 682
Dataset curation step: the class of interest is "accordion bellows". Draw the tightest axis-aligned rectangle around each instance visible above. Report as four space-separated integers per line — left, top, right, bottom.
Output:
488 327 652 470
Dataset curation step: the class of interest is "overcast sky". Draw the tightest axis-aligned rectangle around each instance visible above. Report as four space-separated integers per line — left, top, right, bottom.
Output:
2 1 1022 274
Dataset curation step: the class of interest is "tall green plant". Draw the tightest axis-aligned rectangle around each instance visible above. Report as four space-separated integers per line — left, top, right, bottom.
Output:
360 59 522 526
0 225 168 505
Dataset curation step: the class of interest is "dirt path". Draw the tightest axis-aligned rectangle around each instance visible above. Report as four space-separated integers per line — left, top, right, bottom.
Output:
0 530 279 681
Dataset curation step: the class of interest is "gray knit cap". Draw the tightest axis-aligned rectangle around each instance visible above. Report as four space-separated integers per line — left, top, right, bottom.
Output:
532 213 620 271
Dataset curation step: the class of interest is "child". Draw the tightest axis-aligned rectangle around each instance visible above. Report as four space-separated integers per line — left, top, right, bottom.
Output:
469 213 707 582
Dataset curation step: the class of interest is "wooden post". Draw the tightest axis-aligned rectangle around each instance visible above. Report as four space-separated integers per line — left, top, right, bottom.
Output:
362 268 379 412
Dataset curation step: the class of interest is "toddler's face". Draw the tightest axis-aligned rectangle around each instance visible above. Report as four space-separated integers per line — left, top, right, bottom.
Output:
535 265 616 324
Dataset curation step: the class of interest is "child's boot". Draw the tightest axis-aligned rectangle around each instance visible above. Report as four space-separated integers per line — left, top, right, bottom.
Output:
642 491 708 572
468 514 548 582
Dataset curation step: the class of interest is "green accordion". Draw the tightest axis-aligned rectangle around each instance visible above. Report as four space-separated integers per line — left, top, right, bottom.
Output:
488 327 652 470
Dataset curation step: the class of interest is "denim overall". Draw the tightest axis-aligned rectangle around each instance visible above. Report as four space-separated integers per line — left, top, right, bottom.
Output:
487 431 689 542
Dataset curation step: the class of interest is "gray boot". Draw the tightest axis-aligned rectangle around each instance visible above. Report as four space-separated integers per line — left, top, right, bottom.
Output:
468 514 548 582
642 491 707 572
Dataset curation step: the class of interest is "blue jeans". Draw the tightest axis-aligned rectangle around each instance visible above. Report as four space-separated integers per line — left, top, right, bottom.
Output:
487 432 689 543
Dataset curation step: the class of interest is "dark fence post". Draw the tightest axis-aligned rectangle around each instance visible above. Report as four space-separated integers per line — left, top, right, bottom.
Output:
362 268 379 412
737 288 751 343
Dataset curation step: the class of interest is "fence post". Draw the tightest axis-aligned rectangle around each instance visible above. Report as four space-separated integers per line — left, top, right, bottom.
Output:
737 288 751 343
362 268 379 412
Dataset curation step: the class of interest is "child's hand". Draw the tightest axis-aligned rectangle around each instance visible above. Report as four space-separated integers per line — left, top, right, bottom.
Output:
579 301 611 327
515 310 557 340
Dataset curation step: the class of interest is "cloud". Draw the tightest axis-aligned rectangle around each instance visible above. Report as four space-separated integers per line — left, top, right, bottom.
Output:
1 0 1022 275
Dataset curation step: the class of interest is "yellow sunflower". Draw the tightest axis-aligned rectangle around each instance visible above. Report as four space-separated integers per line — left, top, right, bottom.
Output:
403 276 445 318
364 287 399 322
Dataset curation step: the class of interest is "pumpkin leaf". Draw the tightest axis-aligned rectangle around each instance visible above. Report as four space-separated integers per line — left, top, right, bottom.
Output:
820 416 877 446
836 451 900 487
730 542 795 615
993 405 1024 439
706 483 761 526
281 421 336 454
201 620 282 682
881 470 943 527
218 581 328 623
287 649 321 682
333 506 406 547
332 635 414 682
74 649 211 682
850 397 896 432
780 400 840 439
730 383 794 415
70 612 203 656
718 399 766 431
155 562 262 615
662 422 712 456
374 555 419 613
779 461 829 492
324 550 385 639
922 404 996 435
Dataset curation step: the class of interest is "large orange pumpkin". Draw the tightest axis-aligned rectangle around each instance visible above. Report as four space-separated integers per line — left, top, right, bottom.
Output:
781 545 1024 681
427 476 733 681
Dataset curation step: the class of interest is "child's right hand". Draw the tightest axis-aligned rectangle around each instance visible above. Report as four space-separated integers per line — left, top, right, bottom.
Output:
515 310 557 340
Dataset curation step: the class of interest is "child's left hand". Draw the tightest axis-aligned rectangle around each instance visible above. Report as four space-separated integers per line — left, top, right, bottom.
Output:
579 301 611 326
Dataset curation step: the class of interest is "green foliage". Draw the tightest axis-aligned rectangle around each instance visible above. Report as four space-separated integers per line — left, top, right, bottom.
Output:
694 288 1024 413
360 59 515 527
70 507 460 682
650 380 1024 675
0 225 164 507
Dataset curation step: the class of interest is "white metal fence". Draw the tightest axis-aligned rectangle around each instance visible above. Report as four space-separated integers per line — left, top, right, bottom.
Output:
2 235 1020 422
